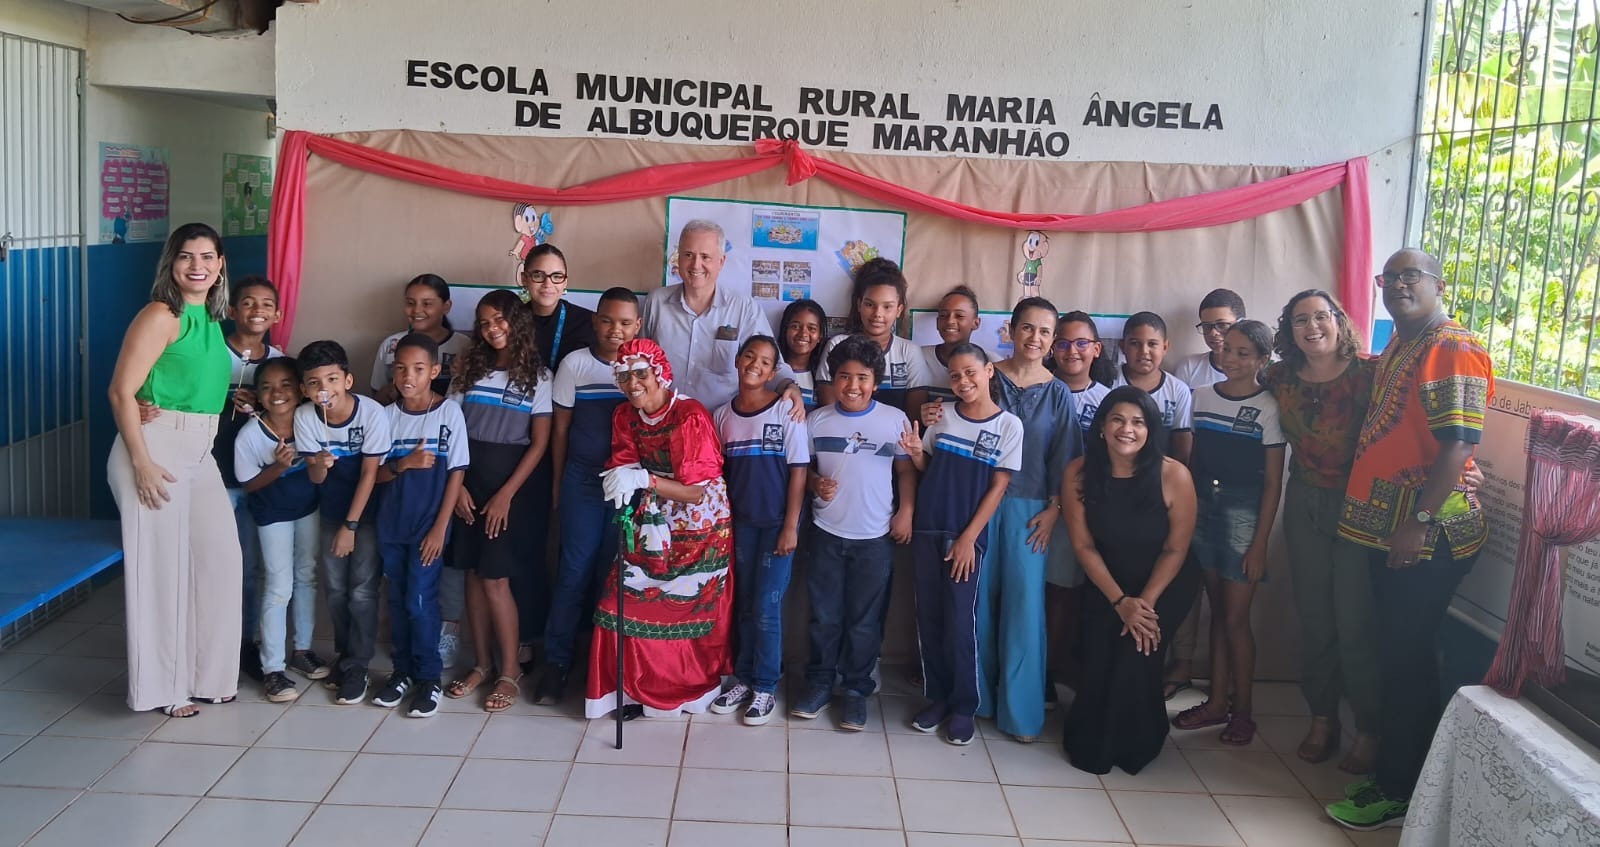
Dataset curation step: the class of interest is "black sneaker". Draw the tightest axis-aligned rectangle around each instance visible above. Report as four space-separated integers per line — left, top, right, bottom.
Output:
263 671 300 703
372 673 412 708
240 641 264 683
322 664 343 691
287 650 332 681
840 692 869 731
407 679 442 718
533 665 568 706
335 669 369 705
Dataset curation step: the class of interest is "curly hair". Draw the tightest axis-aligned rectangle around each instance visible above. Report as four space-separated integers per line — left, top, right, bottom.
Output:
1273 289 1363 371
453 288 543 395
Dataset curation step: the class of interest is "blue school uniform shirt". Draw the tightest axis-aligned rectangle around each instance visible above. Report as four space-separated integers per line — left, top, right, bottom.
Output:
816 335 931 411
233 414 317 526
1191 384 1285 490
553 348 627 475
294 394 392 523
713 396 810 527
808 401 910 539
213 342 285 489
993 370 1079 501
377 399 471 544
452 367 553 446
913 403 1023 541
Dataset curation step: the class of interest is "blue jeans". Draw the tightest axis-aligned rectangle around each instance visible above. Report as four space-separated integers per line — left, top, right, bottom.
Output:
804 526 893 696
544 466 616 669
257 513 320 674
732 521 795 694
320 520 382 674
229 487 263 642
380 541 443 681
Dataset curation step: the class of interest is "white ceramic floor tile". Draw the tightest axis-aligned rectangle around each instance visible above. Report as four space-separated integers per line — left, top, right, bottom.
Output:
1168 723 1271 753
419 809 552 846
364 710 487 756
472 714 586 761
575 716 687 766
0 689 88 735
324 752 462 807
443 758 569 812
8 621 92 654
53 624 128 659
667 820 786 847
158 797 315 847
888 732 998 782
1097 747 1206 794
0 656 125 694
878 695 932 734
0 735 135 788
1250 684 1311 717
672 767 787 824
985 737 1102 789
41 694 167 740
1108 791 1244 847
789 825 907 847
0 785 78 846
26 790 194 847
1344 828 1401 846
681 722 787 771
93 741 244 795
896 778 1014 836
209 747 354 803
1215 795 1360 847
1018 841 1132 847
558 762 679 818
543 814 668 847
0 733 27 760
150 702 286 747
0 652 41 686
789 773 902 829
787 727 893 776
1182 750 1308 798
905 834 1022 847
256 703 386 751
1251 714 1343 759
1280 751 1366 801
289 803 433 846
1002 785 1130 842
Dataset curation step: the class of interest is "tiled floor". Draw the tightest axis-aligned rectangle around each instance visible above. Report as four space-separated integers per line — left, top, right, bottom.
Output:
0 584 1405 847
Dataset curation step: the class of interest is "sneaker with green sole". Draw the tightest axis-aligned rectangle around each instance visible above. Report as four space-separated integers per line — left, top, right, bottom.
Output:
1326 791 1407 831
1343 778 1380 801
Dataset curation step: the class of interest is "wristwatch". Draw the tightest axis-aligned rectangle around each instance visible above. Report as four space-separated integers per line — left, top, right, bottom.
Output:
1415 509 1434 525
343 520 360 532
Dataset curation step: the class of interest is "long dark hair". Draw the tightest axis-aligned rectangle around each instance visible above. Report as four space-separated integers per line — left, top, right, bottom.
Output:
406 273 454 332
1274 289 1362 370
846 258 907 333
454 288 543 394
1057 311 1117 387
1079 385 1167 508
777 298 829 376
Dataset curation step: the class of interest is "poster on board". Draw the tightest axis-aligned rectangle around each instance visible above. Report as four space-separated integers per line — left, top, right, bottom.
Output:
663 196 907 329
99 143 169 244
222 153 273 237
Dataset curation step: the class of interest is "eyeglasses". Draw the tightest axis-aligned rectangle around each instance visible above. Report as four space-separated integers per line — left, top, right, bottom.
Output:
1374 269 1439 289
1052 338 1098 352
523 270 568 284
1195 320 1234 335
1291 310 1337 329
614 370 652 384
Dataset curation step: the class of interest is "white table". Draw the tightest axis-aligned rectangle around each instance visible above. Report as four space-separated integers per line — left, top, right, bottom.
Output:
1401 685 1600 846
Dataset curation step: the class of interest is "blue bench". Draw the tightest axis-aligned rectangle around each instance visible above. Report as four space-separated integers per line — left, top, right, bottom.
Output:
0 518 123 647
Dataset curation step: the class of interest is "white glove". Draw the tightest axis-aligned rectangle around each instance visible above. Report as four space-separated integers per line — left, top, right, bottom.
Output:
600 463 652 510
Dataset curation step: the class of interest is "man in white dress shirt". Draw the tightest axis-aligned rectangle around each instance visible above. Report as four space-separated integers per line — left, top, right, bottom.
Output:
642 219 774 410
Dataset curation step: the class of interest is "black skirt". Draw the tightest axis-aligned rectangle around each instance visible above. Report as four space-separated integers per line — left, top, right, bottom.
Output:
452 439 537 580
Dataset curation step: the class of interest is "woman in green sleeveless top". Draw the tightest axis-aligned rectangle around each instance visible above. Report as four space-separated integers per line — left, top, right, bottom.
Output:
107 222 243 717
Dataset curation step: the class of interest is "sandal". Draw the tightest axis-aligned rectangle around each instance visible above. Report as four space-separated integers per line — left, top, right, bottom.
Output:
447 666 490 700
1297 716 1341 763
1162 680 1193 701
1171 701 1231 730
485 675 522 713
189 695 235 705
1220 713 1257 745
161 703 200 718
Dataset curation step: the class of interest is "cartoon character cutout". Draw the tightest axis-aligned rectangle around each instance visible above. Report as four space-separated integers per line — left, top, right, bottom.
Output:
834 239 880 275
1016 230 1050 300
509 202 555 279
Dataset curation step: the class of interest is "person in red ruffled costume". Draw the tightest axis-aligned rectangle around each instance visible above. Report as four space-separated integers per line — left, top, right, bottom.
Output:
586 338 734 719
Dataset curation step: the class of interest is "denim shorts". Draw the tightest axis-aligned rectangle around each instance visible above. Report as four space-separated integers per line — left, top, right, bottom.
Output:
1192 483 1267 584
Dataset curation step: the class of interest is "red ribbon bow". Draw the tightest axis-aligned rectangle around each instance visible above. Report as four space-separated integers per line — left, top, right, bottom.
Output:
754 138 818 186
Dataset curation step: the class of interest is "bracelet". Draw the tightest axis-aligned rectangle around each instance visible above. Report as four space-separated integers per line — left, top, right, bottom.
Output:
1113 594 1130 608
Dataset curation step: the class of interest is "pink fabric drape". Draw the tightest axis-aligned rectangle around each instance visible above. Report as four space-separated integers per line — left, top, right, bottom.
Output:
268 131 1372 345
1484 409 1600 696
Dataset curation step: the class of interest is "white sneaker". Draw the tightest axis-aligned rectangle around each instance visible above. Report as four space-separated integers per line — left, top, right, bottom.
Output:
710 683 752 715
438 627 460 671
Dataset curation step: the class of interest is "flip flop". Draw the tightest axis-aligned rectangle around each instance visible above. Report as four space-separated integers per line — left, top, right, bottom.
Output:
161 704 200 718
1171 701 1231 730
1220 713 1257 745
189 695 236 705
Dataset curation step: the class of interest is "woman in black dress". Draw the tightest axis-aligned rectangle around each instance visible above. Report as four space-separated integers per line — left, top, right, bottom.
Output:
1060 386 1201 774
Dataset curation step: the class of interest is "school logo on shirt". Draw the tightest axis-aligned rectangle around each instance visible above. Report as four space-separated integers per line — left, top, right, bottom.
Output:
974 430 1001 462
1232 406 1261 434
436 424 453 454
346 426 366 452
889 362 909 388
502 388 527 408
1161 400 1177 427
761 423 785 453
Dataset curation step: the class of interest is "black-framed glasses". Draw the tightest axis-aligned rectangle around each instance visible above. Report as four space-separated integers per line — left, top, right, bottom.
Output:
1196 320 1234 335
1374 269 1439 289
523 270 568 284
1052 338 1097 352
